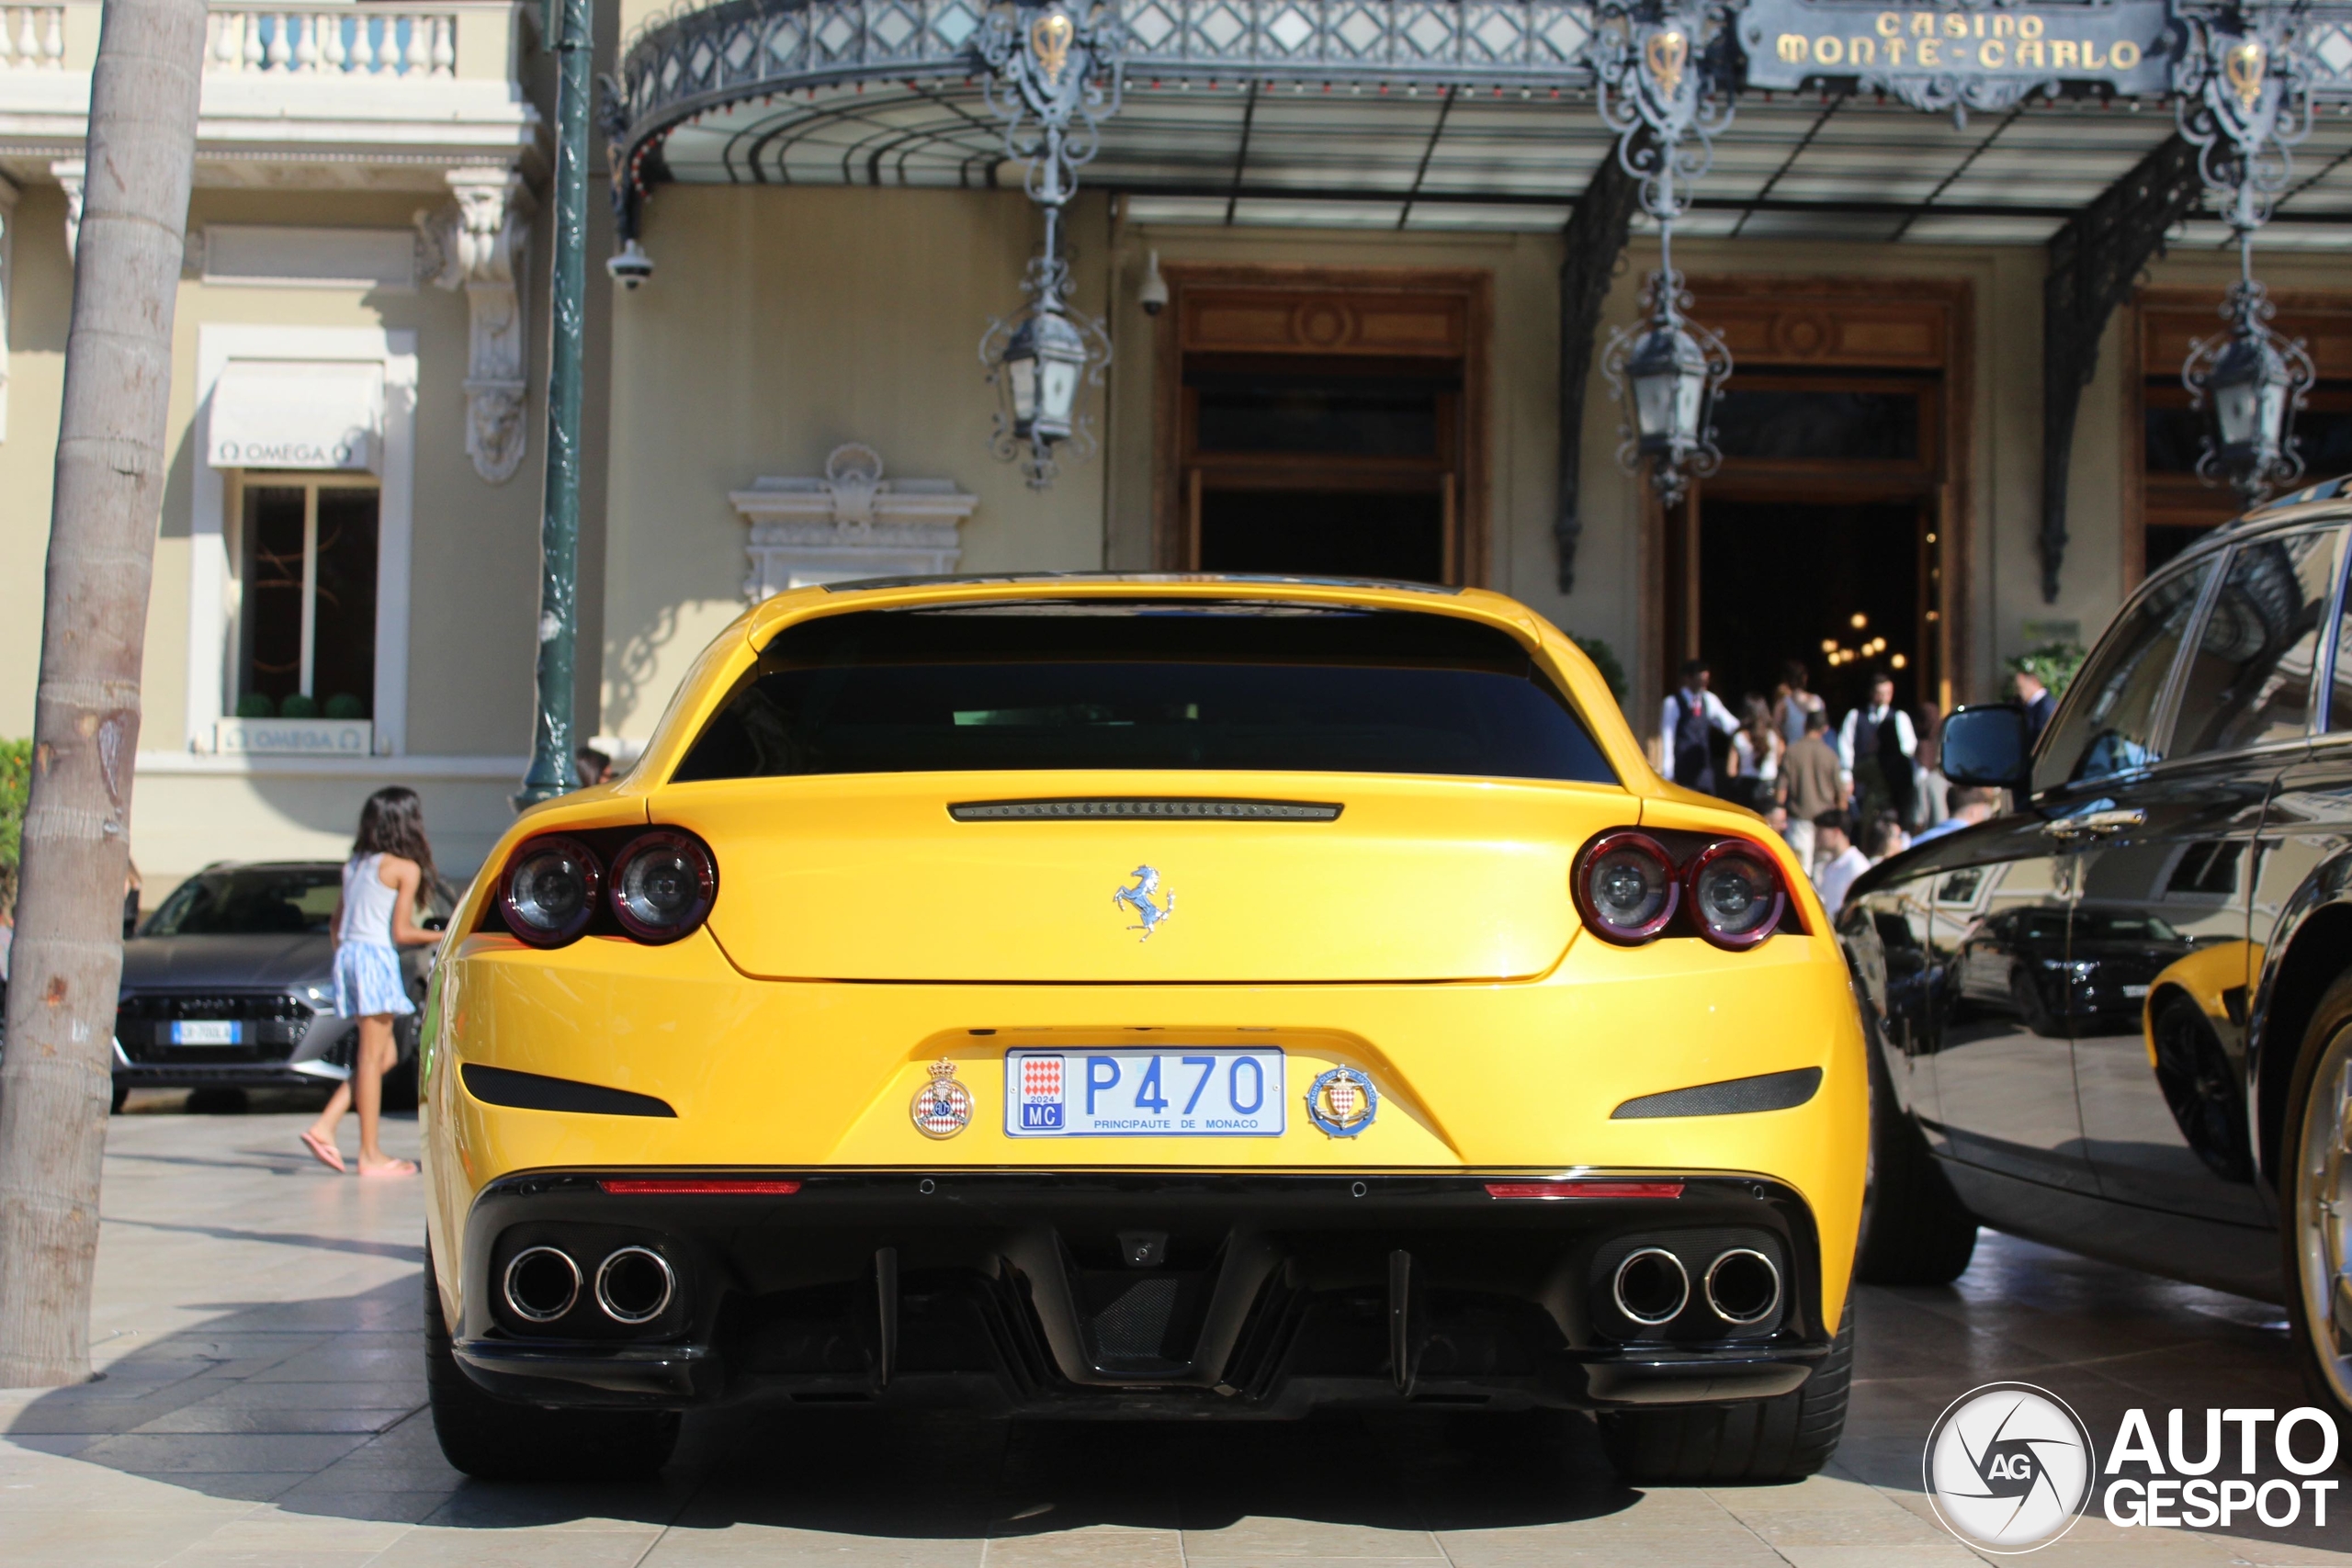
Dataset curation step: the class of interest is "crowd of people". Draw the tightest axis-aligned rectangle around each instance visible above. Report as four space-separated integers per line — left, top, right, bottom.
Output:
1659 656 2050 919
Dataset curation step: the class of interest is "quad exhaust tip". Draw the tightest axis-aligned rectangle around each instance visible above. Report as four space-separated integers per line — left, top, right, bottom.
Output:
595 1246 676 1325
1704 1247 1781 1326
503 1246 582 1323
1611 1247 1690 1326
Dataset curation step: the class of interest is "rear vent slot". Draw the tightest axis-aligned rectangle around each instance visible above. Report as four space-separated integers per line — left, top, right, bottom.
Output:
949 798 1341 822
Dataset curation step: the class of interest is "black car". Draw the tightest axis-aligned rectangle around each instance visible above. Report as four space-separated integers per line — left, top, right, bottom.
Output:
111 862 442 1109
1844 483 2352 1432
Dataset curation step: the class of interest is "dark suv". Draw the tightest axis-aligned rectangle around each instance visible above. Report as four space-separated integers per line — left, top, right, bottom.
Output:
1845 478 2352 1432
111 862 444 1110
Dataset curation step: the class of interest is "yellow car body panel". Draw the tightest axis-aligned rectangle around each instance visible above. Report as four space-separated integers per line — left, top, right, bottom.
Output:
421 574 1866 1420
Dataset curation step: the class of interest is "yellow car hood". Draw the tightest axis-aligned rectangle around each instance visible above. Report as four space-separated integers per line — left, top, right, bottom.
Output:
657 770 1625 983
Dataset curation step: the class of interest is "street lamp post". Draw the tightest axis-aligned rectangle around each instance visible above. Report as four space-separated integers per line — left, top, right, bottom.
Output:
515 0 593 809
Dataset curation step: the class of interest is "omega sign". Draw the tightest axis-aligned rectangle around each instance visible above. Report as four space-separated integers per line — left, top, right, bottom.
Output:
209 436 369 469
1741 0 2173 100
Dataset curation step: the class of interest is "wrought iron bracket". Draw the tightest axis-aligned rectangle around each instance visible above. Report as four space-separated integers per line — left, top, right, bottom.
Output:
2172 4 2318 505
2039 133 2202 603
975 1 1125 488
2176 5 2313 239
1591 0 1736 507
1596 0 1735 228
1555 146 1644 594
978 0 1124 243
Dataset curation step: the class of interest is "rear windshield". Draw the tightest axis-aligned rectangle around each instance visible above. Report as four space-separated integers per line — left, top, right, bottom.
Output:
673 601 1616 784
143 867 341 936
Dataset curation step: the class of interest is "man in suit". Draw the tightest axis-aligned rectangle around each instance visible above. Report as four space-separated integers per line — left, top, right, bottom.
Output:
2013 666 2057 743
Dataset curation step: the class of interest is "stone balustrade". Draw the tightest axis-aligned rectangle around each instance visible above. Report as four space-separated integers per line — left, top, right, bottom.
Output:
205 5 459 77
0 6 65 70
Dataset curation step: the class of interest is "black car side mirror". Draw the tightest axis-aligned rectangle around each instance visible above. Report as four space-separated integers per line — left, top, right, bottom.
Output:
1940 703 2033 795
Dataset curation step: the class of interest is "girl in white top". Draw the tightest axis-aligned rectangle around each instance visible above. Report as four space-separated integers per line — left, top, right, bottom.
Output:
1727 694 1784 812
300 787 441 1177
1772 660 1826 750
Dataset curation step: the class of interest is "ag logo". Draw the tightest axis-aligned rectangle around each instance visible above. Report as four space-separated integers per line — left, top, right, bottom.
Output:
1924 1382 2097 1552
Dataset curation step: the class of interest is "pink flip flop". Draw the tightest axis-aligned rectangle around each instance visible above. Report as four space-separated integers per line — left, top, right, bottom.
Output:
300 1129 345 1174
358 1157 418 1179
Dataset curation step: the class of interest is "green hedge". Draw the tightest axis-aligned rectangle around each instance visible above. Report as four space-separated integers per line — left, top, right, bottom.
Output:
1573 637 1629 705
0 737 27 912
2008 642 2089 701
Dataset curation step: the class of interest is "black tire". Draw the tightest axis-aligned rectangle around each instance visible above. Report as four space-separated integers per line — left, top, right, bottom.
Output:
423 1241 679 1481
2277 972 2352 1435
1599 1302 1855 1484
1855 1031 1977 1286
110 1080 130 1114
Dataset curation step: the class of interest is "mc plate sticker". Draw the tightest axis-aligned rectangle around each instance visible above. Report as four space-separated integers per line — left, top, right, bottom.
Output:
1004 1049 1284 1137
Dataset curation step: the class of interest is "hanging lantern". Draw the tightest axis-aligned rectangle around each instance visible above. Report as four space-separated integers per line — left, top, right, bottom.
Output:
974 0 1122 491
1593 0 1735 510
2201 328 2291 481
2174 13 2317 509
1603 276 1731 507
999 304 1089 448
1626 315 1713 465
2184 279 2314 505
981 265 1111 491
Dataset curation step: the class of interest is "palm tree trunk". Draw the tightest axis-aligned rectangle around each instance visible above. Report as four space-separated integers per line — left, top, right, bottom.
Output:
0 0 208 1388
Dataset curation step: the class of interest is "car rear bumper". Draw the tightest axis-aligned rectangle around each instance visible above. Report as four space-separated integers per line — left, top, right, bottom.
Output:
447 1169 1833 1417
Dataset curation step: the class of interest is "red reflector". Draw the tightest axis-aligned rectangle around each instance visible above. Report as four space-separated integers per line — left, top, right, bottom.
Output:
597 1179 802 1195
1483 1180 1685 1201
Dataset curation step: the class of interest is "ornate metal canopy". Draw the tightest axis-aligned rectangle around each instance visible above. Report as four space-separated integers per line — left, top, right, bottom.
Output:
611 0 2352 243
608 0 2352 563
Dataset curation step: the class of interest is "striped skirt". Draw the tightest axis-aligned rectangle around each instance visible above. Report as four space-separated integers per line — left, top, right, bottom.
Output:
333 942 414 1019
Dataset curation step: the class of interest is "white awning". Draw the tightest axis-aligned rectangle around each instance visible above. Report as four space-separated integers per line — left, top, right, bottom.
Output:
206 360 383 472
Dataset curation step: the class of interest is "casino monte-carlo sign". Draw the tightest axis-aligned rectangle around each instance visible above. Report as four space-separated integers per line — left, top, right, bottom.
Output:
1738 0 2173 109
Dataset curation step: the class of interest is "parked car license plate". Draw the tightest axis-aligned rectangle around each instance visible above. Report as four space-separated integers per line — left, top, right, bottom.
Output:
170 1021 243 1045
1004 1049 1284 1136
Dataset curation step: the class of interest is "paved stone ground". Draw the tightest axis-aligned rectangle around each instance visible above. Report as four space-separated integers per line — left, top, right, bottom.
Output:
2 1100 2348 1566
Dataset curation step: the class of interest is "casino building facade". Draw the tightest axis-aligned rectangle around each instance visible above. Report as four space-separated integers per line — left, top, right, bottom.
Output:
5 0 2352 886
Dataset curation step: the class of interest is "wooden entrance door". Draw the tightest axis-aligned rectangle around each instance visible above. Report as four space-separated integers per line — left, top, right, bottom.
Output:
1154 268 1491 585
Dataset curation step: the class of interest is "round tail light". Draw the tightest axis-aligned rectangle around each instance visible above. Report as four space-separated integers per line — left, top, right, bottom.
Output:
1687 839 1787 950
1575 831 1679 944
609 829 718 943
500 836 602 947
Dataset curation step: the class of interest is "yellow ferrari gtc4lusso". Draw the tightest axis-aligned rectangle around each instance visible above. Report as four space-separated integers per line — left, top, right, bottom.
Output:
420 573 1866 1483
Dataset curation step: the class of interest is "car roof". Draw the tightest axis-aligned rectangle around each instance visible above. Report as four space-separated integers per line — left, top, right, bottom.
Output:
818 570 1464 597
2160 472 2352 580
187 861 344 874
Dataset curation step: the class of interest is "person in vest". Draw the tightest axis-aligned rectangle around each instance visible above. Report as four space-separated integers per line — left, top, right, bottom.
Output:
300 787 442 1177
1838 670 1918 829
1658 657 1740 795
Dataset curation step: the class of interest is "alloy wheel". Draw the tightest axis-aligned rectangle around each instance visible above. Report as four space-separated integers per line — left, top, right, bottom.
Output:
2297 1024 2352 1411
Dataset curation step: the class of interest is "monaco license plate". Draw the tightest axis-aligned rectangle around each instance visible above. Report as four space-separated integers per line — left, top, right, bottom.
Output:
170 1021 243 1046
1005 1049 1284 1137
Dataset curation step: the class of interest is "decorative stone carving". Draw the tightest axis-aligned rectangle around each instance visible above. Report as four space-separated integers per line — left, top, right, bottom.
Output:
51 158 81 261
417 166 531 483
729 444 979 600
